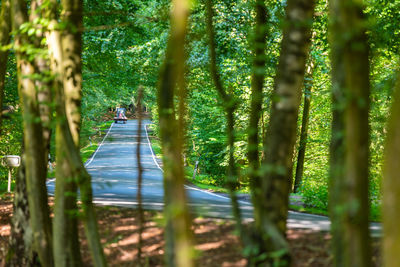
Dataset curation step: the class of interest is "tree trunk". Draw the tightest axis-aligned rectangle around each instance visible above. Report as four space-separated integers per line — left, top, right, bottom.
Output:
157 0 195 266
293 62 314 193
47 0 107 264
7 152 40 266
205 0 243 236
259 0 315 264
328 0 372 266
136 86 144 265
61 0 83 145
46 0 82 265
383 72 400 267
245 1 278 263
0 0 11 131
11 0 53 265
248 0 268 221
29 0 53 162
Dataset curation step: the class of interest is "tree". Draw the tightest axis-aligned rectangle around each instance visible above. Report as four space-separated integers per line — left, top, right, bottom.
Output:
328 0 372 266
47 0 107 265
0 0 11 130
293 59 314 193
7 152 40 266
255 0 316 264
205 0 243 235
11 0 53 265
382 72 400 267
157 0 195 266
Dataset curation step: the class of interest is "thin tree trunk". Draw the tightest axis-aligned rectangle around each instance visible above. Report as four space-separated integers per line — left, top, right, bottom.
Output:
0 0 11 131
205 0 243 236
136 86 144 265
11 0 53 265
157 0 194 266
259 0 315 264
248 0 268 223
383 72 400 267
328 0 372 266
245 1 273 263
293 62 314 193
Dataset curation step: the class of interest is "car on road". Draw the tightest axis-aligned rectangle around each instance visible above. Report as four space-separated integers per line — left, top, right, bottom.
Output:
114 108 127 124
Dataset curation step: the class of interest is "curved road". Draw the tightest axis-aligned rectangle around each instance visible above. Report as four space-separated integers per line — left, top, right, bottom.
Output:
47 120 381 234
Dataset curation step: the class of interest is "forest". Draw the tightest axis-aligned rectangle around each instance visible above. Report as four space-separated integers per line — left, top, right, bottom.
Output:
0 0 399 266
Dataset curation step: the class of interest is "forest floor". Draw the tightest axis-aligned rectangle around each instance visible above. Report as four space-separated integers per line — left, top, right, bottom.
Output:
0 196 382 266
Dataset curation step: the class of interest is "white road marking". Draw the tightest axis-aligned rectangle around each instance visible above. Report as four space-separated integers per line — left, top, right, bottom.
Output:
85 122 115 167
144 123 251 206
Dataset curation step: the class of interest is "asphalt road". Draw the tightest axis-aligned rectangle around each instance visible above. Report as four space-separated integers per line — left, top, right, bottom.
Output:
47 119 381 234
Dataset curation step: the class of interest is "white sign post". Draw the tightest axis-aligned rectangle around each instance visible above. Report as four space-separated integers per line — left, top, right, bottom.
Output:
1 155 21 192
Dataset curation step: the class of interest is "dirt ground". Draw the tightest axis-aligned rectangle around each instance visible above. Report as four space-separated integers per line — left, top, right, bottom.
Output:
0 196 381 266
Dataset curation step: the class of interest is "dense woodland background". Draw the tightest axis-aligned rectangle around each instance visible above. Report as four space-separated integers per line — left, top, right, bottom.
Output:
0 0 399 266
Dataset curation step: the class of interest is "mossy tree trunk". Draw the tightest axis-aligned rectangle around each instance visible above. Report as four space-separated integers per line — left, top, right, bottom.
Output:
11 0 53 265
258 0 316 264
157 0 195 266
328 0 372 266
383 73 400 267
48 0 106 265
48 0 82 264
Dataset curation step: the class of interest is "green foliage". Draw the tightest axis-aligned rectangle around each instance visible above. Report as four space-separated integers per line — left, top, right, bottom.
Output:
2 0 397 219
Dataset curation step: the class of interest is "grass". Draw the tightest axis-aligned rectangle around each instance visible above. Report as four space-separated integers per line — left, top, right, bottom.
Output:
146 131 383 222
80 120 113 164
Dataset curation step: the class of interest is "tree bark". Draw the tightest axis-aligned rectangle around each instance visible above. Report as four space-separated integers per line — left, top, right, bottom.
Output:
205 0 243 237
29 0 53 162
61 0 83 145
11 0 53 265
0 0 11 131
293 61 314 193
7 152 40 266
328 0 372 266
157 0 195 266
47 0 107 264
47 0 82 265
259 0 315 264
248 0 268 222
383 72 400 267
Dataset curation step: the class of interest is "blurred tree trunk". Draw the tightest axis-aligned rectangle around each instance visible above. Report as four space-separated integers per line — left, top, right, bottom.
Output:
205 0 243 236
48 0 107 265
0 0 11 131
157 0 194 266
328 0 372 266
293 61 314 193
136 86 144 266
61 0 83 145
11 0 53 266
258 0 315 264
29 0 53 162
246 0 273 264
48 0 82 264
383 72 400 267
